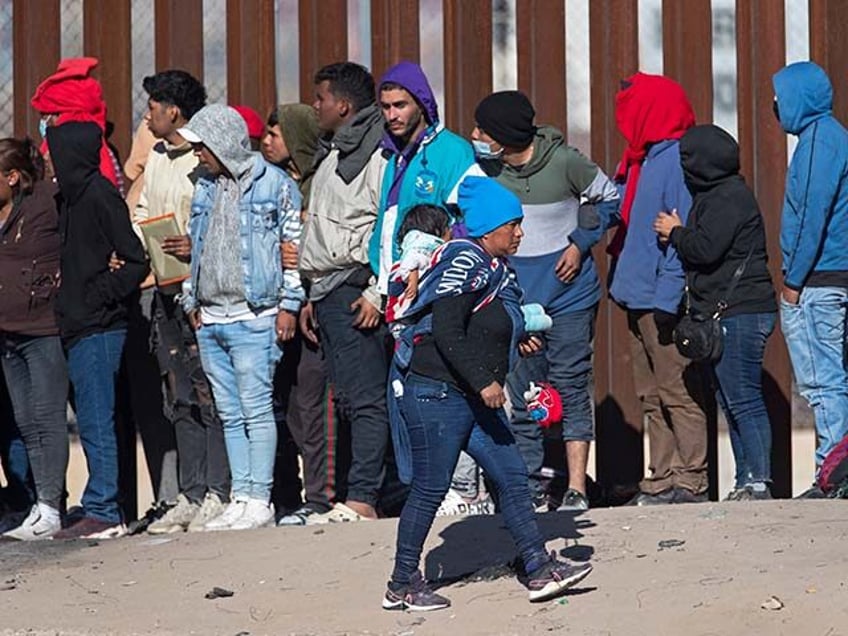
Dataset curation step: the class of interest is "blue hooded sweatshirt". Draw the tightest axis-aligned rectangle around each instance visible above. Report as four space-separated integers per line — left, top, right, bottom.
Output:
608 140 692 313
773 62 848 290
368 61 480 293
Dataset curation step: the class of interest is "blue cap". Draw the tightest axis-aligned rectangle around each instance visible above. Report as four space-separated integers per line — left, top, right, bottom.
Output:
458 176 523 238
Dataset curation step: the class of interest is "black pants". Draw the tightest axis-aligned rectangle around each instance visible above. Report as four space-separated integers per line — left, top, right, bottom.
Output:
272 336 332 512
153 291 230 504
314 283 391 508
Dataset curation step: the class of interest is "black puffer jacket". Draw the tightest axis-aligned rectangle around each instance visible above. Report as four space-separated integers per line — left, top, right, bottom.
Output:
669 125 776 318
47 122 148 345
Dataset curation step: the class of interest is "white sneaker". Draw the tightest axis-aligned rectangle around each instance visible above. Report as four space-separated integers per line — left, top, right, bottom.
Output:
203 497 248 532
2 502 61 541
187 492 226 533
147 494 200 534
229 498 274 530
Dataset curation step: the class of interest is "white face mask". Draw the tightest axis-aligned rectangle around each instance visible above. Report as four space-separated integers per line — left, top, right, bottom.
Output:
472 139 503 160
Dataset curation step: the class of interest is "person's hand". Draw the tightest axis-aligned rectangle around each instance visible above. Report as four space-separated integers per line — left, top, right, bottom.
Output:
161 235 192 262
518 334 544 357
404 272 420 300
479 381 507 409
351 295 381 330
299 301 319 344
554 243 582 283
108 251 125 272
653 209 682 243
281 241 298 269
653 309 678 345
781 287 801 306
276 310 297 342
186 308 202 331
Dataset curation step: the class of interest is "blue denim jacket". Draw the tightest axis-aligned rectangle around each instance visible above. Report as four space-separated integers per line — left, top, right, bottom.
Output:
182 156 304 313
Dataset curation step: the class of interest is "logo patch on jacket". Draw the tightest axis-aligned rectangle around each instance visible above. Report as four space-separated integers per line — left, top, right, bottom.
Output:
414 169 437 198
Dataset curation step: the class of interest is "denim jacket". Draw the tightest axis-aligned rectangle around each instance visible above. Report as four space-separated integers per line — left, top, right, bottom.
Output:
182 156 304 313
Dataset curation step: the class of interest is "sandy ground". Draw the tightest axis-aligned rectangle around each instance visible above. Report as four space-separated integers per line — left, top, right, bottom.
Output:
1 498 847 636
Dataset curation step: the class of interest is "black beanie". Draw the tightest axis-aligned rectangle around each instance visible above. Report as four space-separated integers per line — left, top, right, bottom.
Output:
474 90 537 148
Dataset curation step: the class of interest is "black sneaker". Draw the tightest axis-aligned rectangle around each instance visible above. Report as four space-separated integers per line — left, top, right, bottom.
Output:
672 488 708 504
626 489 675 506
795 484 828 499
277 503 330 526
382 571 451 612
557 489 589 512
527 554 593 602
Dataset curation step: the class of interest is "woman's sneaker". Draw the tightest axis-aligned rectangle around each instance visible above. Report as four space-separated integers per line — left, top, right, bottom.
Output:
204 497 248 532
527 554 593 602
147 494 199 534
382 571 451 612
187 493 227 532
229 499 274 530
2 502 61 541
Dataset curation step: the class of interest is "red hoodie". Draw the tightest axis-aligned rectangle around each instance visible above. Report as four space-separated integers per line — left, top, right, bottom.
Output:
608 72 695 256
31 57 119 189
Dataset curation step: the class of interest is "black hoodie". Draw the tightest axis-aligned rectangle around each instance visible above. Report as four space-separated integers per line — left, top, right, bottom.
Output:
47 122 148 345
669 125 776 318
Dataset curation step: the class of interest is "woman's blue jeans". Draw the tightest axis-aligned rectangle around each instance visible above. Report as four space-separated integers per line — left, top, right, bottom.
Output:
391 374 548 587
713 312 776 487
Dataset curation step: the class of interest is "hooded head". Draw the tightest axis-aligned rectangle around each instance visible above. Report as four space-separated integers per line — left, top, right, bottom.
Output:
459 176 523 238
273 104 321 204
679 125 740 194
772 61 832 135
31 57 107 128
46 121 104 203
178 104 255 179
379 61 439 149
615 72 695 158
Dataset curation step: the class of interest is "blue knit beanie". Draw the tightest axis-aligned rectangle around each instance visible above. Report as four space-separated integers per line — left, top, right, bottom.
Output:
459 176 524 238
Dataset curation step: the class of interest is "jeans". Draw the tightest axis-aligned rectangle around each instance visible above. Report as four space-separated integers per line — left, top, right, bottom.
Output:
1 334 69 509
153 292 230 504
713 312 776 487
391 374 549 587
315 283 391 507
506 306 597 496
780 286 848 468
0 370 34 511
197 314 282 501
67 330 127 524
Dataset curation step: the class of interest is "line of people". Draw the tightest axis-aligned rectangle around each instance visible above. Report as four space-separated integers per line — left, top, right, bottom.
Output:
1 55 847 603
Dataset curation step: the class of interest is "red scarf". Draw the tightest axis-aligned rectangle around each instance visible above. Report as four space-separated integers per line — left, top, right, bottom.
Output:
608 72 695 256
31 57 119 189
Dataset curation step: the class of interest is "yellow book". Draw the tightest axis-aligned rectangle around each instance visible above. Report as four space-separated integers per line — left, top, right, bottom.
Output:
137 213 191 286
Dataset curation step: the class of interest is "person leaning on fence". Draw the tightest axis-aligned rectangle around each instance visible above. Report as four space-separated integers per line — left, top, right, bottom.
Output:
382 176 592 612
0 138 68 541
178 104 304 531
472 90 620 512
653 124 778 502
771 61 848 498
132 70 232 534
607 72 709 506
297 62 389 523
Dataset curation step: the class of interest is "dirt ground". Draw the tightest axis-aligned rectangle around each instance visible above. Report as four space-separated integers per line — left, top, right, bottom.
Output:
1 498 846 636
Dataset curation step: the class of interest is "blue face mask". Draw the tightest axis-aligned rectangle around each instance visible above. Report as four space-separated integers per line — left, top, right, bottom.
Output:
472 139 503 161
39 118 49 139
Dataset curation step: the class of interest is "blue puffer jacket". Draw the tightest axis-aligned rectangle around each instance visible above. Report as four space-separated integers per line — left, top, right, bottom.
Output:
608 140 692 313
183 155 304 313
773 62 848 290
